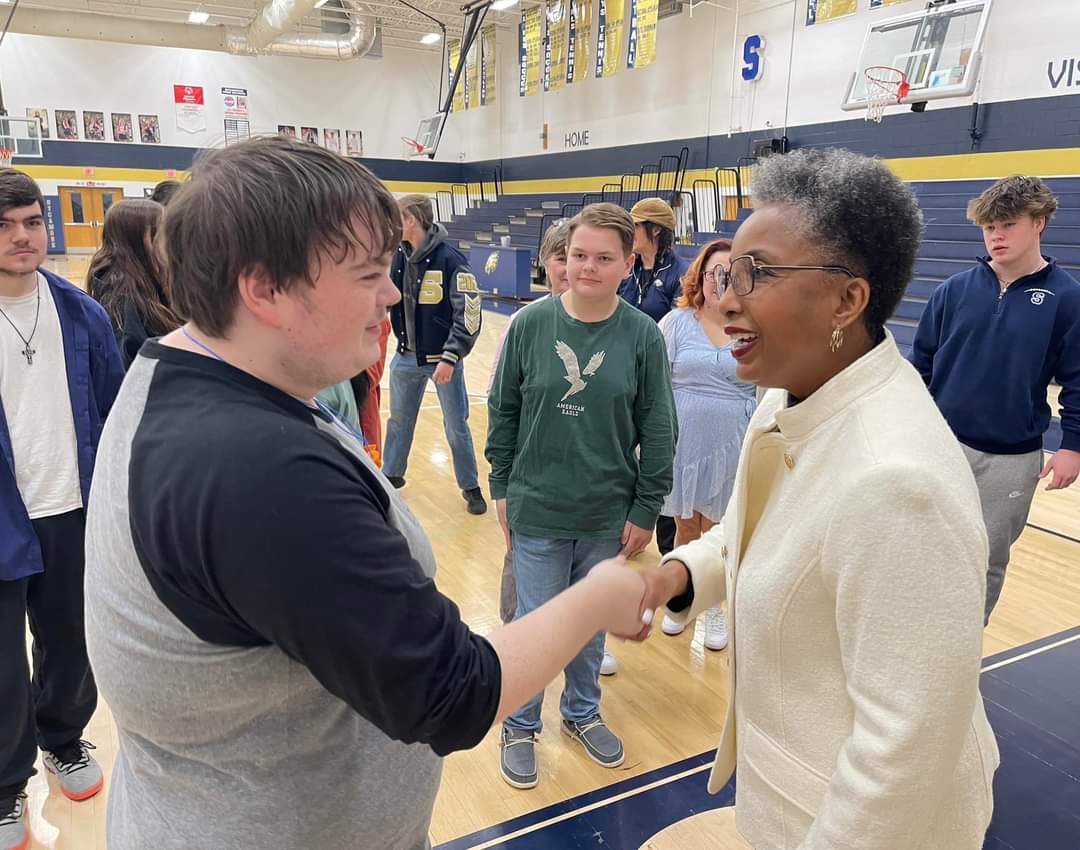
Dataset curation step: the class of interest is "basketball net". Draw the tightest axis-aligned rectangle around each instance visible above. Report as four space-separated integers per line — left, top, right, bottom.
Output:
864 66 910 124
0 149 13 168
401 136 425 160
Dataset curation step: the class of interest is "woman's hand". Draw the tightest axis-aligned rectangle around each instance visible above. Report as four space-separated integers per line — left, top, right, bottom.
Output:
626 560 691 641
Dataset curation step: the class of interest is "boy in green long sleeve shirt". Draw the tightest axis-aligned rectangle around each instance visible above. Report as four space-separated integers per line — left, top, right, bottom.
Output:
486 203 676 790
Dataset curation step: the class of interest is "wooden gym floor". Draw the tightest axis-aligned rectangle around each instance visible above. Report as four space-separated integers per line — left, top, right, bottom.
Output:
27 257 1080 849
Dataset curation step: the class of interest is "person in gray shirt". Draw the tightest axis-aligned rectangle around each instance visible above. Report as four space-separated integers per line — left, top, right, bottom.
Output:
83 136 649 850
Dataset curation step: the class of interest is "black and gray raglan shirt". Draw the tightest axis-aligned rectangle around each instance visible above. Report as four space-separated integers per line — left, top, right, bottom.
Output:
84 341 501 850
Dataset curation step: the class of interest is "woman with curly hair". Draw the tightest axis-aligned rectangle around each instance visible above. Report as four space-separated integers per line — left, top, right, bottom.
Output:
639 148 998 849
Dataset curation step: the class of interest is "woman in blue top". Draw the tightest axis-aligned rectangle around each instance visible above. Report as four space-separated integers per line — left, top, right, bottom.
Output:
657 240 756 649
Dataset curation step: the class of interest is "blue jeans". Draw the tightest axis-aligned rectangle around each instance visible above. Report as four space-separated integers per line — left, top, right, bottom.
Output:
383 353 479 491
505 533 621 734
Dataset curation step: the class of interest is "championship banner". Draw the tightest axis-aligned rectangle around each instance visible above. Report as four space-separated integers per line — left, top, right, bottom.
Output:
595 0 625 79
806 0 856 25
448 40 465 111
173 84 206 134
481 23 497 105
565 0 592 84
466 40 480 109
626 0 657 69
519 6 543 96
869 0 905 6
544 0 568 92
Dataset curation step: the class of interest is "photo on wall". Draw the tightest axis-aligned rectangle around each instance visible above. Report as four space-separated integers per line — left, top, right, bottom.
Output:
301 126 319 145
84 111 106 141
55 109 78 140
323 128 341 153
139 114 161 143
346 129 363 157
277 124 297 138
112 113 134 143
26 108 49 139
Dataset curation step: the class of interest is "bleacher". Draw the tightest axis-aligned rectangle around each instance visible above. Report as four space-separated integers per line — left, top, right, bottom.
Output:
439 160 1080 364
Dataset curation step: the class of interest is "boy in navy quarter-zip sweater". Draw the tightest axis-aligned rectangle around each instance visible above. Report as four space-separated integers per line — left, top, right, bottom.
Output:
911 175 1080 624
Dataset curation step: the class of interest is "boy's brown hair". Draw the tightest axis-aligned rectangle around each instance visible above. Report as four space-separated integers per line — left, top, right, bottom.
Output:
567 203 635 258
967 175 1058 230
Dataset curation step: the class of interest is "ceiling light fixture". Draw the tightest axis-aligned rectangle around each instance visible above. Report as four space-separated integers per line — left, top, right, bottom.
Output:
187 9 209 23
491 0 518 9
420 32 441 44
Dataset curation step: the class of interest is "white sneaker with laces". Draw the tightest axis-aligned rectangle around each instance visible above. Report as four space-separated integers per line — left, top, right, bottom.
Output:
661 614 686 635
703 606 728 651
600 650 618 676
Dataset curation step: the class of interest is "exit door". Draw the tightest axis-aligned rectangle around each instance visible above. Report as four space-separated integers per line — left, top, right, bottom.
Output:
58 187 124 252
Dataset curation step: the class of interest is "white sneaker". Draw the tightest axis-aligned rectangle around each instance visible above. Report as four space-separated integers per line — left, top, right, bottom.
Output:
661 614 686 635
600 650 618 676
703 606 728 651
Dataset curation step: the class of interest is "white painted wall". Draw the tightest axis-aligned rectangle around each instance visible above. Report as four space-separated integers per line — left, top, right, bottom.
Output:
5 0 1079 168
440 0 1080 161
0 32 443 157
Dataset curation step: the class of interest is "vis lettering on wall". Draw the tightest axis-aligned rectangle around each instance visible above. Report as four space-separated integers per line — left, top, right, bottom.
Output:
1048 59 1080 89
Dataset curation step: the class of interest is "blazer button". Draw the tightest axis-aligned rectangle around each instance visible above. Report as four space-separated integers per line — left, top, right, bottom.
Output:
721 545 728 559
784 453 795 470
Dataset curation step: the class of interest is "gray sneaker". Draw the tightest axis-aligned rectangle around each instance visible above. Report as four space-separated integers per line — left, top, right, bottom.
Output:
43 740 104 801
0 790 29 850
561 716 625 768
499 727 538 789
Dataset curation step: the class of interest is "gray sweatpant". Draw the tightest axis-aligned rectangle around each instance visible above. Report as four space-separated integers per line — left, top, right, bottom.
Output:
961 445 1043 624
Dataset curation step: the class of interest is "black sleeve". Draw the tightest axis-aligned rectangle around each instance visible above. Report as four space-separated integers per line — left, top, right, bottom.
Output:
132 417 501 756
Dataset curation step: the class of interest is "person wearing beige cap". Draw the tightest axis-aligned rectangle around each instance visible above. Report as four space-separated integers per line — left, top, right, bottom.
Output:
619 197 690 562
618 197 690 324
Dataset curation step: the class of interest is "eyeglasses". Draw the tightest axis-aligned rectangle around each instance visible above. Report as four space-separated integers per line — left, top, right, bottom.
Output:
703 254 855 297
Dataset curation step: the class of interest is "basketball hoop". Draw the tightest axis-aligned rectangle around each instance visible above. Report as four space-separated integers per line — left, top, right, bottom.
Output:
0 149 13 168
863 66 910 123
401 136 426 159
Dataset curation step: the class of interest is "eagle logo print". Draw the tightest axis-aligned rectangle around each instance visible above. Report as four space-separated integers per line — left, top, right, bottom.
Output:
555 340 606 402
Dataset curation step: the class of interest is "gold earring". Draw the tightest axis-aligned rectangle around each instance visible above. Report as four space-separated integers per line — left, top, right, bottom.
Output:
829 327 844 353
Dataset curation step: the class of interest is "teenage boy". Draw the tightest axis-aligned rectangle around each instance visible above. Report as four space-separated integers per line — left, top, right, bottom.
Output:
0 169 123 850
911 175 1080 624
384 194 487 514
487 203 677 790
81 137 649 850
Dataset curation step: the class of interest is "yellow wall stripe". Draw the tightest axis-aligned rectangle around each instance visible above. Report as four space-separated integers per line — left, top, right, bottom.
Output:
20 146 1080 198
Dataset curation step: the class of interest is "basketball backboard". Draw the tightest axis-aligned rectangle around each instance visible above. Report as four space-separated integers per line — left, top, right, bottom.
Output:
0 116 44 160
842 0 993 112
408 112 447 158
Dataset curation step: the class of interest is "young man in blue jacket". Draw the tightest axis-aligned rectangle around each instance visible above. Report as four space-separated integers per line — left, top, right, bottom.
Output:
911 175 1080 624
384 194 486 515
0 169 123 850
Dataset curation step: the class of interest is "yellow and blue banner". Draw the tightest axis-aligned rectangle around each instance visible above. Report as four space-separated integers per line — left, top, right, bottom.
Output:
626 0 658 69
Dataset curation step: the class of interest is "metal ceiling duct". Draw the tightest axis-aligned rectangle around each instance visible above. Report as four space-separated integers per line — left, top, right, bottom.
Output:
9 0 378 60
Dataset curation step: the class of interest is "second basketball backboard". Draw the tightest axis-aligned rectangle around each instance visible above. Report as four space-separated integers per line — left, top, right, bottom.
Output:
0 116 44 161
842 0 994 112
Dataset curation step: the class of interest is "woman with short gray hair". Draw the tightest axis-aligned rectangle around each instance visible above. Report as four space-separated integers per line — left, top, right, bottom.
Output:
640 148 998 849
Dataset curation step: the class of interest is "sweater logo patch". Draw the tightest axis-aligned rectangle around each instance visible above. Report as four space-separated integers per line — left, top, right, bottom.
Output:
1026 288 1053 305
554 340 606 407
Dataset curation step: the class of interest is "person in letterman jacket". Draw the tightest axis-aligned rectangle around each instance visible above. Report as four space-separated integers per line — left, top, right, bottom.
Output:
384 194 487 515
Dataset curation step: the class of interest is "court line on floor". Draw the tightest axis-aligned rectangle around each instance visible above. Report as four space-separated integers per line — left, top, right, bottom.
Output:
438 625 1080 850
1025 522 1080 547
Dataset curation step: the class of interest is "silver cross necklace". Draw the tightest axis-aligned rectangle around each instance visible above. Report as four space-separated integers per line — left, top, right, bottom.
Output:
0 281 41 365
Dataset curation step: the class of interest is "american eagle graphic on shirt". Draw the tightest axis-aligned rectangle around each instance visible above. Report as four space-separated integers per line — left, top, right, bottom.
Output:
554 340 606 402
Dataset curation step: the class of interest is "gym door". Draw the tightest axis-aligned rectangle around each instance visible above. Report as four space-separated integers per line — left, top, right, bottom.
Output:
58 187 124 252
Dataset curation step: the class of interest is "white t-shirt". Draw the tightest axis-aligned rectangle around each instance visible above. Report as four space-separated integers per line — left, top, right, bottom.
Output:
0 273 82 518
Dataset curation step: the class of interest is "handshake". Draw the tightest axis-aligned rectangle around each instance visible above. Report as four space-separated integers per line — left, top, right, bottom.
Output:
584 556 692 641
